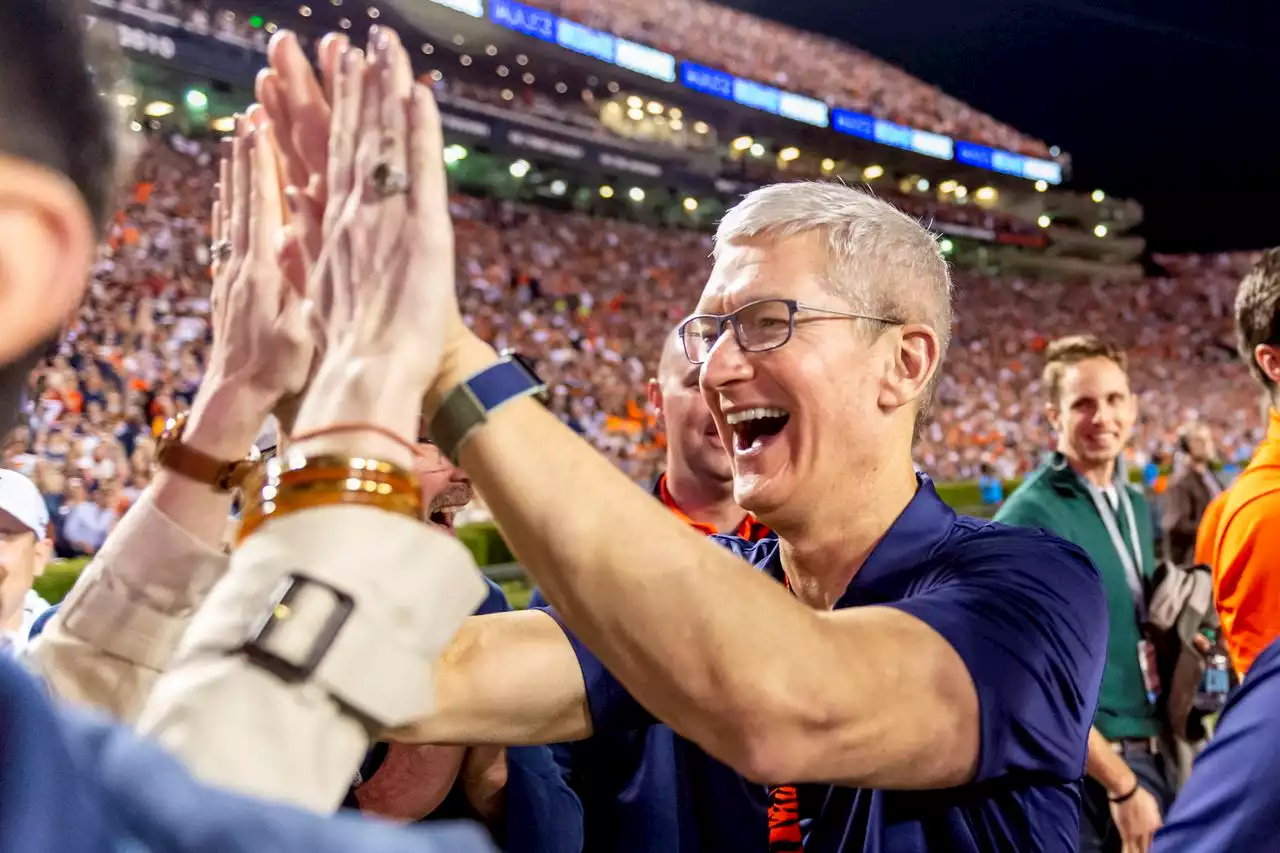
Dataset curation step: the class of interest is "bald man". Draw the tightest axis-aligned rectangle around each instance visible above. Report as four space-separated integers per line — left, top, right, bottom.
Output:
529 330 770 851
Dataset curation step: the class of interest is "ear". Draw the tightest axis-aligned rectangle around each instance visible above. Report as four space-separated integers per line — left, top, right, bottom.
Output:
879 323 939 413
0 157 96 366
1045 401 1062 433
1255 344 1280 388
646 378 665 429
34 537 52 576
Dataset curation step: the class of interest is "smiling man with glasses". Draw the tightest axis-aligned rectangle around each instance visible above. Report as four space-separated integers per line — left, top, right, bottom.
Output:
393 180 1109 852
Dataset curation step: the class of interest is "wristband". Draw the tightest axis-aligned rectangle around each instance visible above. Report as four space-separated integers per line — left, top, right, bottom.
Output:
1108 780 1140 803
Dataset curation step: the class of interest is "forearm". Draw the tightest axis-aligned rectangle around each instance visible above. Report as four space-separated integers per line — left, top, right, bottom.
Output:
436 338 846 775
21 381 269 718
1085 727 1136 795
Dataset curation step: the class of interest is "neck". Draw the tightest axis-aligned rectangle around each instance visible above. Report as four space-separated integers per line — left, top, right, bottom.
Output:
1061 447 1115 488
776 458 919 610
3 605 23 633
664 464 745 534
1190 458 1208 473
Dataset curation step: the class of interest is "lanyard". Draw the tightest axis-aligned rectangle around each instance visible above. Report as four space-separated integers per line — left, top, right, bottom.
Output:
1082 479 1147 622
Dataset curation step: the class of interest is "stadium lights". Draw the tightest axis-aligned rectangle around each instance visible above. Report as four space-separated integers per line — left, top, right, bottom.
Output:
1092 189 1106 203
732 136 753 151
694 121 709 134
916 178 930 192
330 0 340 5
211 116 236 133
509 159 531 179
367 6 379 18
750 143 766 157
646 101 663 115
497 65 508 76
1094 224 1109 238
670 119 684 130
266 22 279 33
299 5 311 15
116 93 137 108
939 180 958 193
556 82 568 94
939 239 954 254
549 179 567 196
339 17 351 29
1034 180 1048 192
184 89 208 110
500 88 513 100
485 44 498 55
516 54 529 65
779 147 800 162
821 158 835 173
954 185 969 199
626 95 643 109
683 197 698 212
1037 214 1051 228
523 73 535 85
443 144 468 165
670 108 683 120
1050 145 1061 156
599 185 615 199
144 100 174 117
129 120 142 133
453 34 465 45
862 165 884 180
975 186 997 202
627 108 645 121
607 82 620 93
628 187 646 202
422 44 434 54
431 70 444 82
460 55 472 66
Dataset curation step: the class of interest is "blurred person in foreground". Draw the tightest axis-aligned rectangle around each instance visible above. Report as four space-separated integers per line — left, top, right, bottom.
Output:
996 336 1169 853
527 330 772 851
1 8 492 851
1150 632 1280 852
0 470 53 653
258 40 1107 849
1204 248 1280 679
1161 422 1222 567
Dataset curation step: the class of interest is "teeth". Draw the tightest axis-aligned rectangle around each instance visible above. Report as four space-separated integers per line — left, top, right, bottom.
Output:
725 407 788 426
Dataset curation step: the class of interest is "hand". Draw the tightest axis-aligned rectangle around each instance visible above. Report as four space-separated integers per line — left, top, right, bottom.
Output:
200 109 313 438
288 27 459 453
1109 784 1163 853
458 745 508 826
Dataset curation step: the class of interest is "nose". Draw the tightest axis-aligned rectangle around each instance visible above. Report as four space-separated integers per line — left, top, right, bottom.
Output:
699 328 753 398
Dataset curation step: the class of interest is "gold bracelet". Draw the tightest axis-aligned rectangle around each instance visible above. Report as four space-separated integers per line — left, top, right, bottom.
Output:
237 488 422 543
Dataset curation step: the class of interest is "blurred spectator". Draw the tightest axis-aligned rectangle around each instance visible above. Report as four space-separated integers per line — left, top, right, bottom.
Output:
61 481 120 558
0 469 53 654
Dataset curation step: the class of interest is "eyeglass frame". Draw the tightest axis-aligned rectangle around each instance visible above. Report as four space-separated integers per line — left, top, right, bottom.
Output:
676 298 903 365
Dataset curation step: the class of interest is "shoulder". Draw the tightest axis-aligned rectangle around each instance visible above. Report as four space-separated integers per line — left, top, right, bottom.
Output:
27 603 60 642
994 473 1060 527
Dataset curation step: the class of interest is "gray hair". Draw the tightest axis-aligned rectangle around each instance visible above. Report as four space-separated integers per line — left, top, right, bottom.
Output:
714 181 953 434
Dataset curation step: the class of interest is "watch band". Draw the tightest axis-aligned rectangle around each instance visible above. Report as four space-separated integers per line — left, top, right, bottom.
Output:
428 356 546 463
156 412 255 491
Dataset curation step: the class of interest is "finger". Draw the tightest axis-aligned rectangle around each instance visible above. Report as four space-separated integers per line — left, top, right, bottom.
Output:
407 82 448 220
318 32 349 104
230 119 252 255
252 122 286 274
327 45 363 210
271 30 332 181
257 69 302 194
215 141 231 245
371 27 411 258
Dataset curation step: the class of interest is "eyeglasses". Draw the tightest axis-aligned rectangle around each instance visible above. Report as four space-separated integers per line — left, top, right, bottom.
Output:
676 298 902 365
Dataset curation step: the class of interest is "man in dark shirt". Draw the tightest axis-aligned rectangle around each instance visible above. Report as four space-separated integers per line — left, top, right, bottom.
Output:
387 181 1108 852
530 331 770 852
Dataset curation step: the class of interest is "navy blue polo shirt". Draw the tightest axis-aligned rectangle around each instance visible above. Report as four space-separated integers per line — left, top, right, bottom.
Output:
1152 636 1280 852
538 477 1107 852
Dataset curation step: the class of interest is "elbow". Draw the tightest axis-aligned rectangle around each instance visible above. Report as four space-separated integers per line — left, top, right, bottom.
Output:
710 683 828 785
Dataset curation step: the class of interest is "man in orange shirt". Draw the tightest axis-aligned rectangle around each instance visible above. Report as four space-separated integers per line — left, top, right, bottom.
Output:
1210 248 1280 679
1194 489 1228 568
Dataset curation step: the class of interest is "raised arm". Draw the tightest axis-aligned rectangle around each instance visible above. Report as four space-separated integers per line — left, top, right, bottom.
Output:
21 110 313 721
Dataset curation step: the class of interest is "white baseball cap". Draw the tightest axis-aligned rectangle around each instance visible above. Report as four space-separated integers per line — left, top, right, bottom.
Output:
0 469 50 540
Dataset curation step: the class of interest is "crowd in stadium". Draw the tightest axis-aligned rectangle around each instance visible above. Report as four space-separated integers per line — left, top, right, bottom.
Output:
525 0 1056 157
1 128 1265 551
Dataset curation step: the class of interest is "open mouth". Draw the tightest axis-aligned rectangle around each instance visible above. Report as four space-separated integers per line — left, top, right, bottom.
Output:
428 508 457 532
725 406 791 454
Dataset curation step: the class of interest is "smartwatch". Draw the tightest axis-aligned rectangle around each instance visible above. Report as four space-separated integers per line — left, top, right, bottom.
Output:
428 352 547 463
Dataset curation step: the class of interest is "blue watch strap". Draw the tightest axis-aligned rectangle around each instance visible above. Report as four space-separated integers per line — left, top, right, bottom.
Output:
429 357 546 462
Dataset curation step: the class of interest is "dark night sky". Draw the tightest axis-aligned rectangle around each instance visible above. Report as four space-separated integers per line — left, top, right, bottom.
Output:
719 0 1278 255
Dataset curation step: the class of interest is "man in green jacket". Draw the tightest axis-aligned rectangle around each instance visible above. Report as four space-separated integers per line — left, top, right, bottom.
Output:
997 335 1171 853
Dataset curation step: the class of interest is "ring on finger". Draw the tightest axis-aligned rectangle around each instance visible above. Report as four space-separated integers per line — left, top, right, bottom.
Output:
371 161 410 198
210 239 233 262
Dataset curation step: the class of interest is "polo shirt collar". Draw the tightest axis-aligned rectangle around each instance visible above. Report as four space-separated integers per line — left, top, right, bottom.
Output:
757 475 957 605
